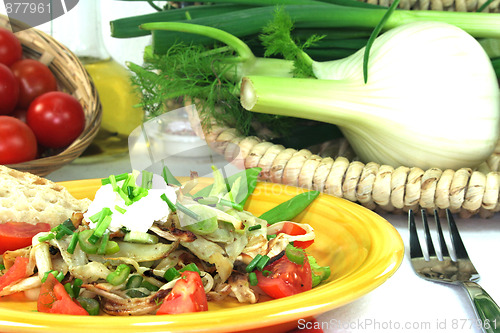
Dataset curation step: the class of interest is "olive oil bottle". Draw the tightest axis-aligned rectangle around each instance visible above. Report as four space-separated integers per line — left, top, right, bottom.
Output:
50 1 143 162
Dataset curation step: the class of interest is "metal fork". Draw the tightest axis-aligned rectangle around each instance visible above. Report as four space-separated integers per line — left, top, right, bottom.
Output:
409 209 500 333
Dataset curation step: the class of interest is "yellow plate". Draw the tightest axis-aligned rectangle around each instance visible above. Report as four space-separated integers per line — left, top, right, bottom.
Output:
0 179 404 333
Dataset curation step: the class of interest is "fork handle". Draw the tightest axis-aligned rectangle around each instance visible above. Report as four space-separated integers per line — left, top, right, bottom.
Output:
463 281 500 333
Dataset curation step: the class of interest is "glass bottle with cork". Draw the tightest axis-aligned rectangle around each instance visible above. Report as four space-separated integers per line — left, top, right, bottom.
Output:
50 1 143 162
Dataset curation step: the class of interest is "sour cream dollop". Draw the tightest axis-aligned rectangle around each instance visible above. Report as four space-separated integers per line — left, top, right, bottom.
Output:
83 174 177 233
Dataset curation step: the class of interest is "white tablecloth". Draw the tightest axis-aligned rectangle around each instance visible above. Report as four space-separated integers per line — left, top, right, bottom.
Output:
48 155 500 333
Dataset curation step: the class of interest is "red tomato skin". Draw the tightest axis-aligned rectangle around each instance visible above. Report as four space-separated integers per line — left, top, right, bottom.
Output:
0 63 19 115
0 222 51 254
256 255 312 299
0 27 22 66
37 274 88 315
157 271 208 315
27 92 85 148
10 59 58 109
279 222 314 249
0 116 37 164
0 256 29 293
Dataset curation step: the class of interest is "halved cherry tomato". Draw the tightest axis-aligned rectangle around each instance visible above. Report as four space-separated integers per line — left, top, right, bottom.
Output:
37 273 88 315
278 222 314 249
156 271 208 315
0 222 51 254
256 255 312 299
0 256 29 293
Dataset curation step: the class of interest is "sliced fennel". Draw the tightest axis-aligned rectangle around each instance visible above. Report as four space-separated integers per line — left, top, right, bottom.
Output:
241 21 500 170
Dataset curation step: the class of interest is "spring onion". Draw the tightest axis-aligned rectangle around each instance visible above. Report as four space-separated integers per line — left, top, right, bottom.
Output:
245 254 263 272
256 255 270 271
179 263 202 275
106 264 131 286
126 275 144 289
123 231 159 244
77 297 100 316
248 271 259 286
67 232 80 255
164 267 181 281
285 243 306 265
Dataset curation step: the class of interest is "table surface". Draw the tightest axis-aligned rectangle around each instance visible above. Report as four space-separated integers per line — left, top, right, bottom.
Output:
46 153 500 333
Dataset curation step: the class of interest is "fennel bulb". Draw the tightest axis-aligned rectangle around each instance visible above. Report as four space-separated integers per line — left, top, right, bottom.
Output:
241 21 500 170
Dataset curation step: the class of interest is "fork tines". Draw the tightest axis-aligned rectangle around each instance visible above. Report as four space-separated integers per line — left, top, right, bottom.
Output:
409 209 471 262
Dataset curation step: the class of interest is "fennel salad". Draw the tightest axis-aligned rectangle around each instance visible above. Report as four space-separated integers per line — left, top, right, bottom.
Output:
0 167 330 316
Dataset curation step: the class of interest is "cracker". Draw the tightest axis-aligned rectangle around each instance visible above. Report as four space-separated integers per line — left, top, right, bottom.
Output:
0 165 91 227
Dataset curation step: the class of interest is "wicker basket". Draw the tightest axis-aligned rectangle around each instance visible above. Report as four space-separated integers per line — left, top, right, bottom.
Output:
0 14 101 177
193 4 500 219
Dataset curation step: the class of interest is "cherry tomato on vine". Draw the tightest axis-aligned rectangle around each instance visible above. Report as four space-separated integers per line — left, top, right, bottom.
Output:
27 91 85 148
0 27 22 66
0 63 19 115
0 116 37 164
11 59 58 109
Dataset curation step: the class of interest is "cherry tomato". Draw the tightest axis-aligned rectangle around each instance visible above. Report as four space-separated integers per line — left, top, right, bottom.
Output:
0 63 19 115
156 271 208 315
0 222 51 254
10 59 58 109
27 91 85 148
277 222 314 249
37 273 89 315
256 255 312 299
0 27 22 66
0 116 37 164
0 257 29 293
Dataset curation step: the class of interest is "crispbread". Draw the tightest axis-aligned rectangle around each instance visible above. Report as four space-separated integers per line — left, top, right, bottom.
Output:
0 165 91 227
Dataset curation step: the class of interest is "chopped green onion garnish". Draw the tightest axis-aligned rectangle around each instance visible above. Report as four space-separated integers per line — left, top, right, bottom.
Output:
141 170 154 189
219 198 243 211
64 282 75 298
248 271 258 286
160 193 177 212
38 233 55 242
55 223 74 240
179 263 201 275
78 230 98 254
101 173 129 185
246 254 263 273
124 231 158 244
141 280 160 291
72 278 83 297
256 255 270 271
77 297 100 315
67 231 79 254
55 271 65 282
176 202 200 220
41 270 59 283
266 234 277 240
162 164 181 186
115 205 127 214
126 275 143 289
248 225 262 231
164 267 181 282
262 270 272 277
285 243 306 265
89 215 112 245
0 264 5 270
106 264 131 286
97 231 110 255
